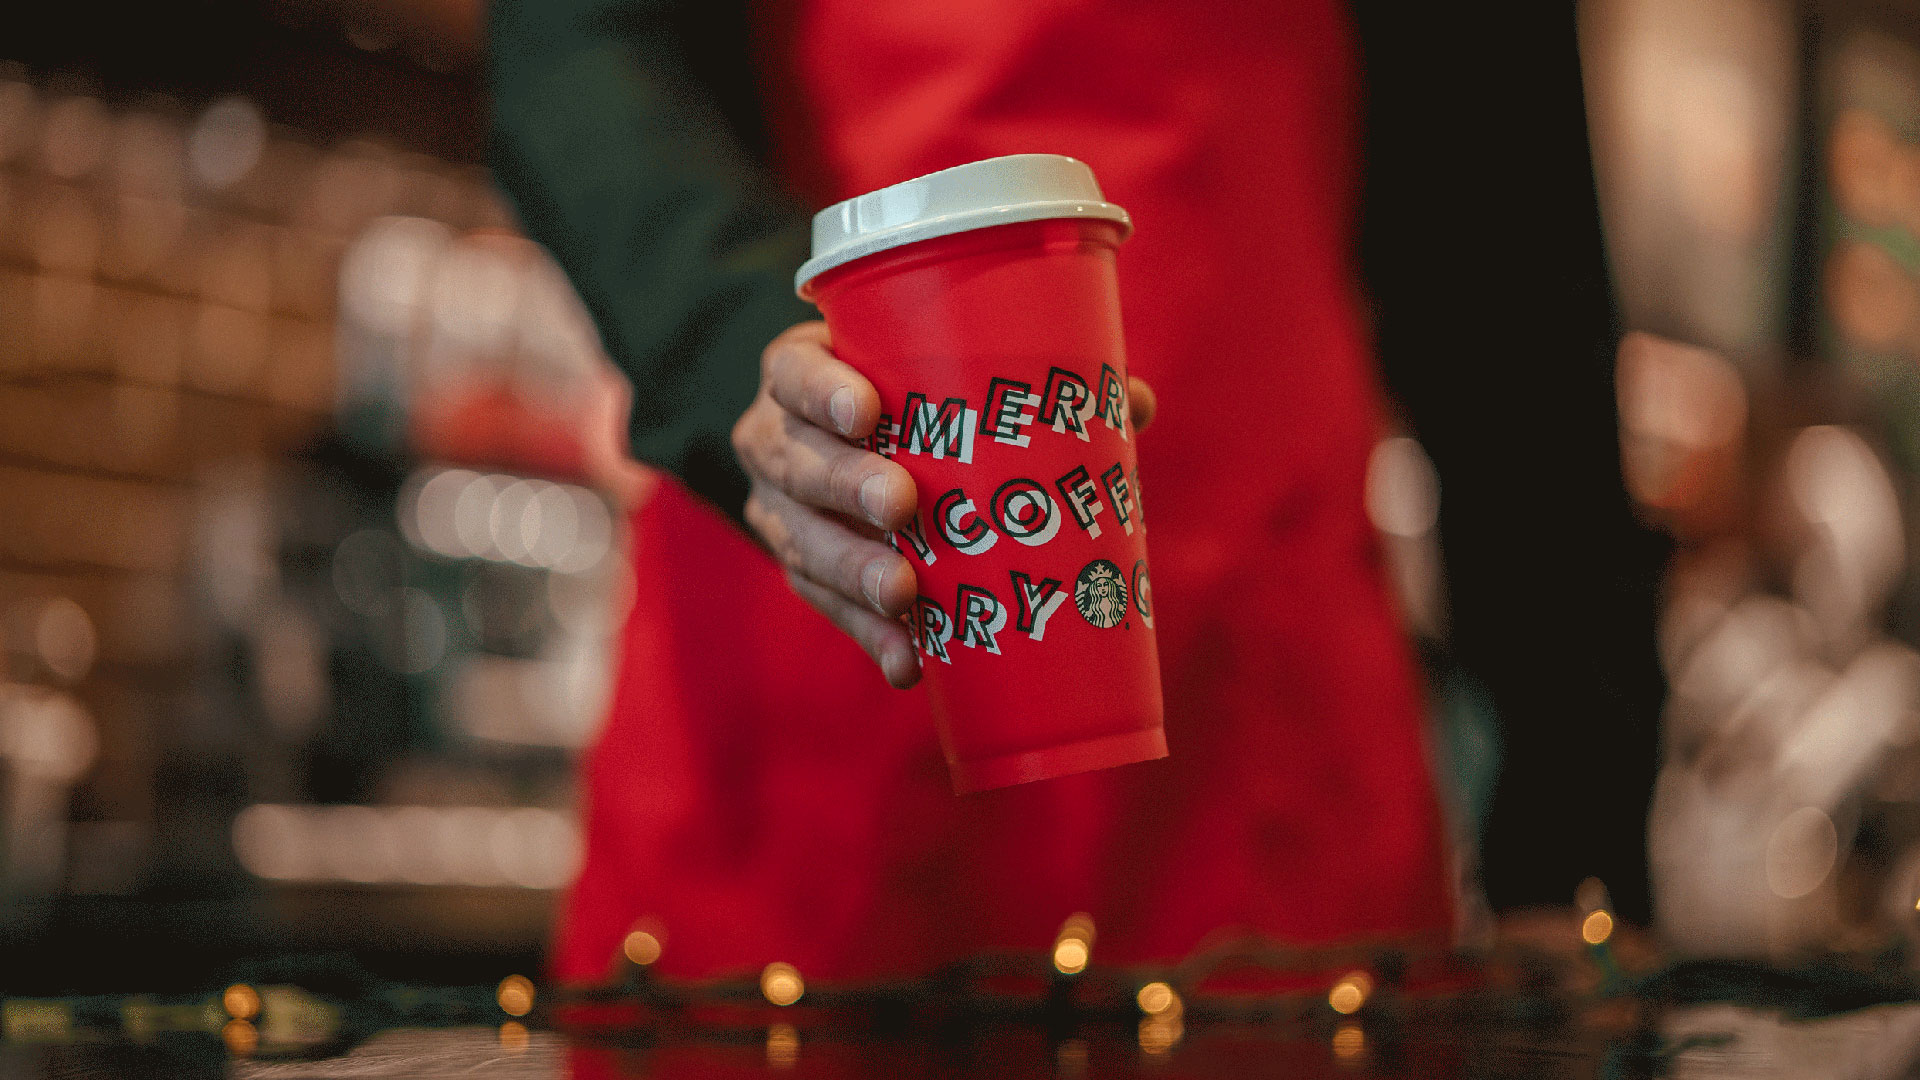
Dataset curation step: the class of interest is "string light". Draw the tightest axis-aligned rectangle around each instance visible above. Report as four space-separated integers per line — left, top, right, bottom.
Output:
1053 912 1095 975
1332 1021 1365 1061
761 963 804 1007
765 1022 799 1069
623 929 663 966
222 984 261 1021
1053 938 1089 975
1135 981 1179 1016
1582 909 1615 946
1328 971 1372 1015
496 975 535 1017
1138 1013 1182 1054
498 1021 529 1052
3 932 1636 1059
222 1018 258 1056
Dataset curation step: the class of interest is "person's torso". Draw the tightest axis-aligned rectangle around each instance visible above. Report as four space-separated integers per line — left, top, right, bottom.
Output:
554 0 1451 984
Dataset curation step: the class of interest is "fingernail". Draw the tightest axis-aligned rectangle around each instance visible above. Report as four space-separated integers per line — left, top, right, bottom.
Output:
829 387 855 435
859 472 889 525
863 561 886 611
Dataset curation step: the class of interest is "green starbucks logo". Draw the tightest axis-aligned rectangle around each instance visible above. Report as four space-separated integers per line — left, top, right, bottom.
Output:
1074 558 1128 628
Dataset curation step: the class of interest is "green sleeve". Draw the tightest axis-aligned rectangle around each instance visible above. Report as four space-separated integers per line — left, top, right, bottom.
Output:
486 0 815 520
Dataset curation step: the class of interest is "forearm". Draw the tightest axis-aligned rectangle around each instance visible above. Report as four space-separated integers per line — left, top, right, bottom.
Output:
487 0 814 517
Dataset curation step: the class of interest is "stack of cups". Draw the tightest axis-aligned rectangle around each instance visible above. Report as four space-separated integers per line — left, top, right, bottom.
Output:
796 154 1166 794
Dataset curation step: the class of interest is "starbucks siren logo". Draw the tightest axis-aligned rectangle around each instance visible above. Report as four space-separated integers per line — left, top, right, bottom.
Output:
1074 558 1129 628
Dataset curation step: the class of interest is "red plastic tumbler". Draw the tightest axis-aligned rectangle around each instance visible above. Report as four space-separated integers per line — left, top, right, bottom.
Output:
797 154 1165 794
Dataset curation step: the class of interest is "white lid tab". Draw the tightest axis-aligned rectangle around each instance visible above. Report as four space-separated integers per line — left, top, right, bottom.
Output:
795 153 1131 294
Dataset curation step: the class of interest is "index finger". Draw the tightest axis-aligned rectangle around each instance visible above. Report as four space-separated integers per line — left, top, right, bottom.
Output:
763 326 883 442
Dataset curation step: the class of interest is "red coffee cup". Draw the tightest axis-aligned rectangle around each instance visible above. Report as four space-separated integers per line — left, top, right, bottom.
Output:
797 155 1166 794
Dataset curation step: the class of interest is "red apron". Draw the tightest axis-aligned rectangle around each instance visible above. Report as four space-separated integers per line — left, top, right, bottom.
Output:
554 0 1452 983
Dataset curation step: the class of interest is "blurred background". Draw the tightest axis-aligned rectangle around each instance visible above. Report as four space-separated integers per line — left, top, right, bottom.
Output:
0 0 619 991
2 0 1920 998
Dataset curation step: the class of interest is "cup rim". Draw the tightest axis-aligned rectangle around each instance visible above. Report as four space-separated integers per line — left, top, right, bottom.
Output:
794 154 1131 295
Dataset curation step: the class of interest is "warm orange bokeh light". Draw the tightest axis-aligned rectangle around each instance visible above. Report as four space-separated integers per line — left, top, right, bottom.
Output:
222 984 261 1021
623 930 662 966
497 974 535 1017
222 1018 258 1056
761 962 804 1007
1582 909 1616 945
1328 971 1372 1015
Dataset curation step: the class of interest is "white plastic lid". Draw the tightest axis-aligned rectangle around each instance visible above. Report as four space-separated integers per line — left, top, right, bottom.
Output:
795 154 1131 294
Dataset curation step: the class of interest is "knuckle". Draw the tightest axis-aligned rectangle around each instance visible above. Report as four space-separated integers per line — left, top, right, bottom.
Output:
764 340 810 393
730 413 754 460
742 493 773 540
732 399 777 463
832 544 869 594
770 517 805 570
775 537 804 573
762 437 795 495
823 450 868 511
761 337 788 379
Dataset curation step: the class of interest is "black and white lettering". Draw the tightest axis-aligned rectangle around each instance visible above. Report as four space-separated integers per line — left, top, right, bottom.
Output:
1010 571 1069 642
915 596 955 663
1055 465 1106 539
1096 363 1128 439
1039 367 1094 442
891 512 936 566
1131 558 1154 629
934 487 998 555
981 377 1039 448
869 411 899 458
902 393 977 463
989 478 1062 547
1100 462 1135 536
955 584 1009 655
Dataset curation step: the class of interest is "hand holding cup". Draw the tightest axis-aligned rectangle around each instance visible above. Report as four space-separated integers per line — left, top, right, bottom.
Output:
733 320 1154 691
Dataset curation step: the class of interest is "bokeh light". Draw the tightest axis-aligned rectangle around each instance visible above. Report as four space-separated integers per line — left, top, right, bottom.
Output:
188 98 265 190
760 962 804 1007
223 984 261 1021
496 974 535 1017
1328 971 1372 1016
32 596 95 683
1582 909 1616 946
222 1018 257 1057
623 929 662 966
766 1022 799 1070
1052 912 1095 974
1135 981 1178 1016
230 804 580 888
1332 1021 1365 1062
1048 939 1085 975
1137 1013 1182 1055
1365 436 1440 539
